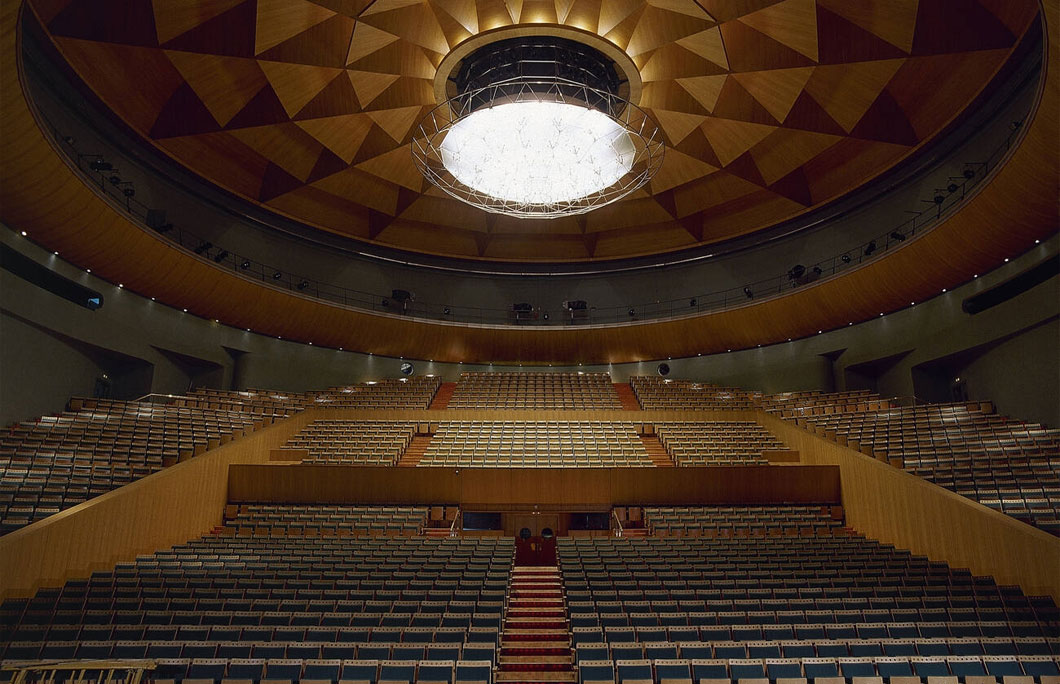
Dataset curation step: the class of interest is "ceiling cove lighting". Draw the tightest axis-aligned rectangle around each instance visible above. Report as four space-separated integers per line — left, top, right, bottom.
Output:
412 36 663 219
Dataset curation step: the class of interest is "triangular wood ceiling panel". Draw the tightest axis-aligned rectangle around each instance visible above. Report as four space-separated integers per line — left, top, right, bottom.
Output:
30 0 1041 261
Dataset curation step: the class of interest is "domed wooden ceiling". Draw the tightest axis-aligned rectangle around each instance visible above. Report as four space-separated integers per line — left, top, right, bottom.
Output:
26 0 1040 262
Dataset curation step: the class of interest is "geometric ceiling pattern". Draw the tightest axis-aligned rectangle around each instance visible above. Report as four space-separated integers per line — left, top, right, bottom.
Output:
28 0 1040 261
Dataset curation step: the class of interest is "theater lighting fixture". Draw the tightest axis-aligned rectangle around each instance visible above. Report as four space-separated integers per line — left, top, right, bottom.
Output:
412 37 663 219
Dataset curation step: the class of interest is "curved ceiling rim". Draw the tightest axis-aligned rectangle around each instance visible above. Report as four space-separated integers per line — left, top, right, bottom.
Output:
431 24 644 105
3 4 1057 365
18 0 1045 265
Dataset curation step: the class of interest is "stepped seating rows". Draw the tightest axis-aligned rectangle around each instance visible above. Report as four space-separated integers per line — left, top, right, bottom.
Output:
179 389 306 418
1 508 513 684
220 504 430 537
792 402 1060 536
0 400 268 536
308 378 442 410
281 421 416 465
630 377 759 411
653 423 785 466
560 512 1060 684
643 505 845 538
447 373 621 410
760 390 886 418
419 421 651 467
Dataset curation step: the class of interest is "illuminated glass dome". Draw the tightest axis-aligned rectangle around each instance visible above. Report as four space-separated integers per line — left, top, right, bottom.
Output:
412 37 663 219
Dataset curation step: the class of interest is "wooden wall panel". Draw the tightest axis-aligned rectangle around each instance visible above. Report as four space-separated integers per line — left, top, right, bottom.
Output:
296 408 760 422
226 464 842 507
761 413 1060 602
0 412 311 601
0 1 1054 366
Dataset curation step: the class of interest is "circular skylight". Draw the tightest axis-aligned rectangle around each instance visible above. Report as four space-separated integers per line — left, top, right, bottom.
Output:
439 101 635 205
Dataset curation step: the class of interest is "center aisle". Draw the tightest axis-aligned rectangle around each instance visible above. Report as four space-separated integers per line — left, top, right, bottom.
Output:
496 566 576 684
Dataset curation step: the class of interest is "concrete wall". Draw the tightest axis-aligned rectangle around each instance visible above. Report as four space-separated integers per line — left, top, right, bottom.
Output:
3 225 1057 427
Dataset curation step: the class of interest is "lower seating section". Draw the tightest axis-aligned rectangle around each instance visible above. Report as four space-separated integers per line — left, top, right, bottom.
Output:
419 421 651 467
0 399 268 536
630 377 759 411
643 505 847 538
281 421 416 465
791 402 1060 536
219 504 432 537
447 372 622 410
561 515 1060 684
0 505 512 684
654 422 785 466
178 389 306 418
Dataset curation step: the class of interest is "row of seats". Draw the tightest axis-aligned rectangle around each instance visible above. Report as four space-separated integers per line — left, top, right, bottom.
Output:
130 658 489 684
570 637 1060 657
0 399 269 535
281 421 416 466
643 506 845 537
577 655 1060 684
788 402 1060 535
446 372 621 409
630 377 760 411
420 421 651 467
653 423 784 466
3 640 498 662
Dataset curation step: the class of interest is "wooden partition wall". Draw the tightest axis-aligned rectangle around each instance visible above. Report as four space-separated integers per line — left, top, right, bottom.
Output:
760 413 1060 602
226 464 840 507
297 408 761 423
0 412 312 601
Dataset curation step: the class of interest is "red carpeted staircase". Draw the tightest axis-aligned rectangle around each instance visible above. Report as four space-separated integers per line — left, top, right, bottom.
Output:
496 567 576 684
614 383 641 410
430 382 456 409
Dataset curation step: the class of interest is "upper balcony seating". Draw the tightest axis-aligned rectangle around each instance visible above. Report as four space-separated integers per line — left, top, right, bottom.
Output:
418 421 651 467
786 402 1060 536
629 377 760 411
307 377 442 410
0 398 269 536
280 421 417 466
447 372 621 410
653 423 786 466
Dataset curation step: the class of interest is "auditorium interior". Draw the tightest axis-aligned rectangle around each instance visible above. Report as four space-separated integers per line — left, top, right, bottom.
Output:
0 1 1058 684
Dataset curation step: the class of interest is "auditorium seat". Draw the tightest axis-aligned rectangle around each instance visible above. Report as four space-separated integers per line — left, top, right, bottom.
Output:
447 372 621 410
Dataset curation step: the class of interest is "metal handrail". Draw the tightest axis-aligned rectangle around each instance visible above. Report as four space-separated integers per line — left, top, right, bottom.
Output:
30 73 1031 330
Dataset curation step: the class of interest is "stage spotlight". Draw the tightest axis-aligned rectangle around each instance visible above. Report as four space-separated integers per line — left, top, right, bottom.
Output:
272 271 283 280
297 280 309 290
963 168 975 179
542 312 549 320
689 298 697 307
193 241 212 255
864 240 877 256
890 231 906 242
213 250 229 263
743 287 753 299
240 259 250 269
947 183 959 193
842 254 851 263
933 194 945 205
89 158 112 171
628 308 635 317
443 307 451 315
108 175 122 185
812 266 822 275
122 187 135 197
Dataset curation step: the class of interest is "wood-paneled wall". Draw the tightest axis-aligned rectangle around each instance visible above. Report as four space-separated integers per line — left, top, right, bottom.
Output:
760 413 1060 602
0 412 311 601
226 463 841 508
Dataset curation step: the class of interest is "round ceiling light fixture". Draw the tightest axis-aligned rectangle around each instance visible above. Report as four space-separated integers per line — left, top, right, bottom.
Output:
412 36 664 219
